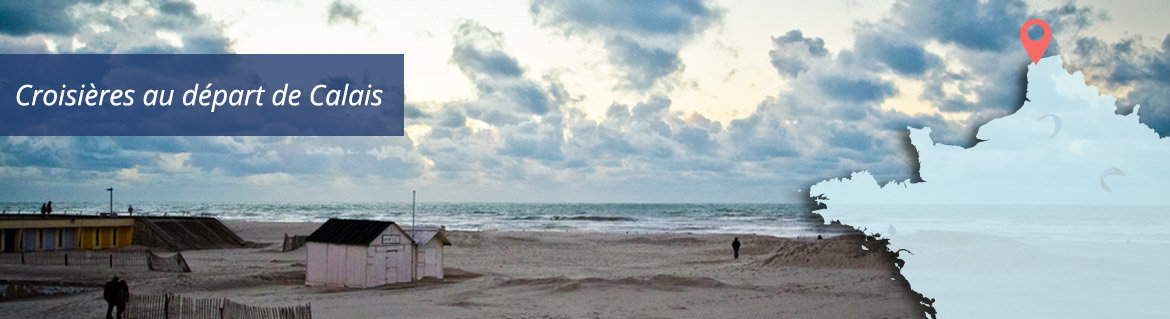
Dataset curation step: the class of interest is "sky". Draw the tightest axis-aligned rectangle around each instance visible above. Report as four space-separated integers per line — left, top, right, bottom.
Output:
0 0 1168 203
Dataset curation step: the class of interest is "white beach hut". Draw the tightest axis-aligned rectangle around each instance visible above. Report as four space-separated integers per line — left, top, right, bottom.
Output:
304 219 414 288
404 227 452 279
304 219 452 288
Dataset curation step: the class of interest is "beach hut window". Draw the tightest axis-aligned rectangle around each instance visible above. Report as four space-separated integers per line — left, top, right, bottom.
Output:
381 234 401 244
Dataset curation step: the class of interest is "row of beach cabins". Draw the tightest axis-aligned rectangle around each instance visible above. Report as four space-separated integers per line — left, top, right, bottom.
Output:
0 213 451 288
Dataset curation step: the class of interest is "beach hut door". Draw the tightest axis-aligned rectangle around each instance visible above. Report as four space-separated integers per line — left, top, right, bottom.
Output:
385 249 398 283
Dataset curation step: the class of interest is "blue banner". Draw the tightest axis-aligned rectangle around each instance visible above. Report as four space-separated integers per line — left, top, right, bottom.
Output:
0 54 404 136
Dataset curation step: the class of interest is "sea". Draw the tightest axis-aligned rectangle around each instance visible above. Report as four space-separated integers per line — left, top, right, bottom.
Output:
0 202 839 237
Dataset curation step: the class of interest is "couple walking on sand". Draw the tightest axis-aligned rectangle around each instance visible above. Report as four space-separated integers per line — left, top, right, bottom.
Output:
104 277 130 319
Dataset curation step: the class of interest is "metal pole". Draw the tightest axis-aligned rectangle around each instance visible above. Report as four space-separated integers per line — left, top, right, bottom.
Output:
411 190 417 282
107 188 114 215
411 190 416 238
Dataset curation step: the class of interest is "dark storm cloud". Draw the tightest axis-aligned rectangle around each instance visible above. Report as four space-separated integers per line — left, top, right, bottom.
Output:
853 27 939 76
530 0 721 90
892 0 1027 51
0 0 233 54
818 75 898 103
0 0 84 36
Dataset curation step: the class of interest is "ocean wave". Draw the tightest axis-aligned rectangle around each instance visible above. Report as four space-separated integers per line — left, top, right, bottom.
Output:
551 215 637 222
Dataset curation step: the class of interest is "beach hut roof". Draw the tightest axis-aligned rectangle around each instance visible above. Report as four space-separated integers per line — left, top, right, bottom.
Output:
403 227 452 246
307 218 411 246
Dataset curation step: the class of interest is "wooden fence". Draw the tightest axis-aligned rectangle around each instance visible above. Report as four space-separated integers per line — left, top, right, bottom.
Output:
0 251 150 269
0 251 191 272
125 294 311 319
282 234 307 253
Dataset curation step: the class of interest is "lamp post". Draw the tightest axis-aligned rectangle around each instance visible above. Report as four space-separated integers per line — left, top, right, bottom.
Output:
106 188 113 215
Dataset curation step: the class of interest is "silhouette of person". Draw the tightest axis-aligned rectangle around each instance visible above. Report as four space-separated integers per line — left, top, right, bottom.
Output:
40 203 46 215
46 201 52 214
128 205 133 216
104 276 119 319
731 237 741 259
116 279 129 318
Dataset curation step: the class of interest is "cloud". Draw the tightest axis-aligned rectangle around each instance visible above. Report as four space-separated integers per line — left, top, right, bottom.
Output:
450 24 523 79
0 0 232 54
817 75 897 103
769 30 829 78
367 145 409 161
891 0 1026 52
531 0 721 90
450 21 554 115
157 153 192 172
244 172 293 186
0 35 51 53
327 0 364 25
1069 34 1170 136
0 0 80 36
117 167 143 181
853 26 939 76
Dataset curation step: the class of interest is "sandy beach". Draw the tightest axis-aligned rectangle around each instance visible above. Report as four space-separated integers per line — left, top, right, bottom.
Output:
0 221 922 318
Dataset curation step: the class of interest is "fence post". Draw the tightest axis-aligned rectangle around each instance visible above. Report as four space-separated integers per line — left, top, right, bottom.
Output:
64 253 68 266
109 253 114 268
164 294 170 319
20 251 25 265
219 298 225 319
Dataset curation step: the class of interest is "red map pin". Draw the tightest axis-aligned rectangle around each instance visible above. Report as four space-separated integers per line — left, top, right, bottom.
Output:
1020 19 1051 65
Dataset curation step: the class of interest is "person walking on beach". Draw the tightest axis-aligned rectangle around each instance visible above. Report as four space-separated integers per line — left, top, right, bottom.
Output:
116 279 129 318
103 277 119 319
46 201 52 214
127 205 134 216
40 203 47 215
731 237 741 259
